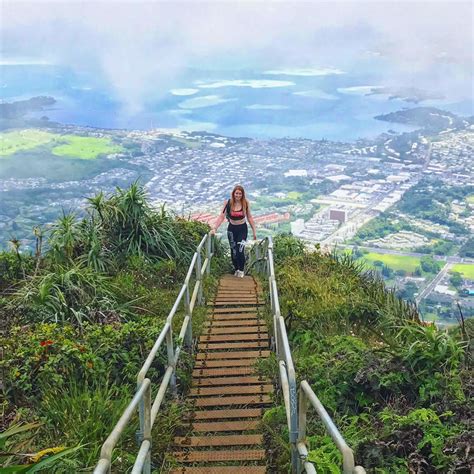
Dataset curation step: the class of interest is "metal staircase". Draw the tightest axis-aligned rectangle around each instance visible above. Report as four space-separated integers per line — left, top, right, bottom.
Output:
93 233 366 474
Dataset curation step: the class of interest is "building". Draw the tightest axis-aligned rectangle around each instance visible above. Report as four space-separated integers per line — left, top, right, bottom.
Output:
329 209 347 223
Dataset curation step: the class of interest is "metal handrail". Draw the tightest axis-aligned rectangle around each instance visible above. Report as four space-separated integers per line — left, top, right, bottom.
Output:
247 236 366 474
298 381 366 474
94 232 215 474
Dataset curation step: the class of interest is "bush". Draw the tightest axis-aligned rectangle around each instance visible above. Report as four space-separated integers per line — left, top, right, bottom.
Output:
269 246 471 472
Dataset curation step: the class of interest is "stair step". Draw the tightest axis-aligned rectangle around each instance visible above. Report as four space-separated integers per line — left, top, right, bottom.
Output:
193 376 266 387
214 297 260 302
204 320 265 327
192 419 260 432
212 307 260 314
216 290 259 296
194 359 257 368
198 341 268 351
191 408 264 420
169 467 266 474
200 333 268 343
173 449 265 463
174 434 263 447
190 384 272 397
209 314 260 322
195 395 271 407
193 366 255 378
204 326 267 335
209 302 264 307
196 350 270 360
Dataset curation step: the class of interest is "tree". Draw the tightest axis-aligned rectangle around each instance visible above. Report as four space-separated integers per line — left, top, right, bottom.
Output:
420 256 440 274
449 272 463 288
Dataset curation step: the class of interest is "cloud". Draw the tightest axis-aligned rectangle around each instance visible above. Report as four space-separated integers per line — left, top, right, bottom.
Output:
245 104 289 110
293 90 339 100
264 67 345 76
337 86 384 95
170 88 199 96
197 79 295 89
0 58 54 66
1 0 472 110
178 95 237 109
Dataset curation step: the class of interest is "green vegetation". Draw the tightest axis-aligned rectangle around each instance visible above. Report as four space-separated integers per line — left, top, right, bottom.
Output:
51 135 123 159
0 182 225 471
287 191 303 200
352 213 414 243
459 237 474 258
361 252 420 272
259 234 472 473
397 178 472 236
171 136 202 149
0 129 57 156
0 129 124 160
451 264 474 280
416 238 456 256
466 194 474 205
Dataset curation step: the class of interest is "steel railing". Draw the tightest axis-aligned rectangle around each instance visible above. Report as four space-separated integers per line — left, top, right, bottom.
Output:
247 236 366 474
94 232 214 474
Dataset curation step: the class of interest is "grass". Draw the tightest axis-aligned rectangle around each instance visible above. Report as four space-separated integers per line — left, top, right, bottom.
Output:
172 137 202 149
361 252 421 272
52 135 123 159
0 129 124 160
287 191 303 200
451 263 474 280
0 129 57 156
466 194 474 205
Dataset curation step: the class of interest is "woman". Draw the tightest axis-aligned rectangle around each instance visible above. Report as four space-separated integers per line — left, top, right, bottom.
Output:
211 185 257 277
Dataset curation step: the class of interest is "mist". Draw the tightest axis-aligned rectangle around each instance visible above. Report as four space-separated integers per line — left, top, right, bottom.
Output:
1 0 472 114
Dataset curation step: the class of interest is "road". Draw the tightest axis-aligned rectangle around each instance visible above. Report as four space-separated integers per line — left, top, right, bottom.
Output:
415 262 453 304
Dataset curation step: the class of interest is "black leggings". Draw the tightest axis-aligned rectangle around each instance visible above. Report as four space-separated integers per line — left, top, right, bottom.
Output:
227 222 248 272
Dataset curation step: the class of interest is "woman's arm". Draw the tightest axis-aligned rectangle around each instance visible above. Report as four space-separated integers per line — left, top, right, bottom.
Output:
210 200 228 234
246 202 257 240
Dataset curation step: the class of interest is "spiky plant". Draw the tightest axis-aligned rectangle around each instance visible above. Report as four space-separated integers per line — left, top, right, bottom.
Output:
49 212 81 265
12 264 118 325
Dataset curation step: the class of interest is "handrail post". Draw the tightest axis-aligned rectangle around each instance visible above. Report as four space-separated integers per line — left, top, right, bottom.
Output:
136 382 145 450
143 380 152 474
288 366 299 473
297 384 309 473
196 250 203 305
166 324 177 396
206 233 212 275
184 284 192 350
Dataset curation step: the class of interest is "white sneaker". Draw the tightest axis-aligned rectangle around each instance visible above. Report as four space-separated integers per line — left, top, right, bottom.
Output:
234 270 239 276
238 270 245 278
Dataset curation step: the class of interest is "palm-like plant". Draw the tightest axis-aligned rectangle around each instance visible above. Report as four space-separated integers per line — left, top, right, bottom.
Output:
49 212 81 265
13 264 116 325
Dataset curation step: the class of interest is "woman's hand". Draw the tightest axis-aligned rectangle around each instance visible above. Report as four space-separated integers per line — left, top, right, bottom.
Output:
253 232 257 240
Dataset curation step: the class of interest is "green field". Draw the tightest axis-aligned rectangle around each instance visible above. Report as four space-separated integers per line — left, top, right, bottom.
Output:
361 252 421 272
0 129 123 160
52 135 123 159
451 264 474 280
0 129 57 156
287 191 303 200
466 194 474 205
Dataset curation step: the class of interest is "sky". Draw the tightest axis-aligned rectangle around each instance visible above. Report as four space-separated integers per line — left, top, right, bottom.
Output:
1 0 473 114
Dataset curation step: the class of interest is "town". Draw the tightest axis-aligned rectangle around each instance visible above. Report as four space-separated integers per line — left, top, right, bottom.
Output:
0 120 473 324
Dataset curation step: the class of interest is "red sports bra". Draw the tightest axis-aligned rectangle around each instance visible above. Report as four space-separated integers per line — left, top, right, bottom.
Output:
230 207 245 219
223 200 245 220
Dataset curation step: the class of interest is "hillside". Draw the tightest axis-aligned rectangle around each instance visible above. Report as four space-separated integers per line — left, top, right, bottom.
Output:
261 235 472 472
1 185 472 472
